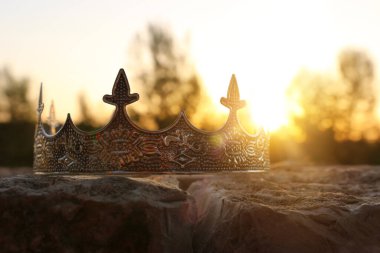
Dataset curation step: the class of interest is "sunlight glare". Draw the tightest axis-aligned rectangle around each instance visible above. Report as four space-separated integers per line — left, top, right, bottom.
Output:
247 82 289 132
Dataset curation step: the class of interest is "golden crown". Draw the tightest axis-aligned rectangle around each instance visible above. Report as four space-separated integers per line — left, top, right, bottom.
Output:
33 69 270 174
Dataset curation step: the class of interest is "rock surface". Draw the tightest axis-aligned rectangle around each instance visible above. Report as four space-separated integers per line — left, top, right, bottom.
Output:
0 175 195 253
1 166 380 253
189 165 380 253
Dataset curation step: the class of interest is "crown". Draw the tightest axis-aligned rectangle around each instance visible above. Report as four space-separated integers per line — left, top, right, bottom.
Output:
33 69 270 174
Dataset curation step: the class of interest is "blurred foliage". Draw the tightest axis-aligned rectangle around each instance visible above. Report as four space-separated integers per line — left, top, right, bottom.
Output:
285 49 380 164
0 122 34 166
288 49 378 141
0 68 34 123
0 68 34 166
128 24 214 130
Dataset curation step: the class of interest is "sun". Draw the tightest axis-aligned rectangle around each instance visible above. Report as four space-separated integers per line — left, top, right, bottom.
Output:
248 101 289 132
248 87 290 132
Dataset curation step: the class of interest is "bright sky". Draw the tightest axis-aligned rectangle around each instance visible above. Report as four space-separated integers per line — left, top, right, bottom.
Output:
1 0 380 130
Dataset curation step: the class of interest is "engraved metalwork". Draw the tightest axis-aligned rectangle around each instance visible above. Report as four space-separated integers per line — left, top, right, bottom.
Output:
164 130 202 168
33 69 270 173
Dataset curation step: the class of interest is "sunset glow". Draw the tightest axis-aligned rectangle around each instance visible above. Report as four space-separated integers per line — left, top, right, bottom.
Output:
1 0 380 132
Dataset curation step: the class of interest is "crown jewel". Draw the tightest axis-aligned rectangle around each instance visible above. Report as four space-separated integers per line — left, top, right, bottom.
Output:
33 69 269 173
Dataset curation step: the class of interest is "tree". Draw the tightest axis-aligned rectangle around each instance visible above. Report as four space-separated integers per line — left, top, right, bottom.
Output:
338 49 376 140
0 68 34 166
128 24 211 129
0 68 33 122
287 49 378 142
286 49 379 164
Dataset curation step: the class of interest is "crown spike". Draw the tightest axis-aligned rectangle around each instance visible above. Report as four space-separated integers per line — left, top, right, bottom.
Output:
38 83 43 106
66 113 72 121
36 83 44 123
221 74 246 110
47 100 58 134
103 69 139 109
227 74 240 101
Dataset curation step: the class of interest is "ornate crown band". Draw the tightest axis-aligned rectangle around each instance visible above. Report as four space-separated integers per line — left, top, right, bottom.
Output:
33 69 270 174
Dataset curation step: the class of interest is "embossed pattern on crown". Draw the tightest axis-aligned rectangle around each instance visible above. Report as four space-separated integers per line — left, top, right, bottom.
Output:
33 69 270 173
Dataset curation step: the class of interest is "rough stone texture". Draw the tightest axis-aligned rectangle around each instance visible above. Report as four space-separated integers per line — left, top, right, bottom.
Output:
189 165 380 253
1 166 380 253
0 175 195 253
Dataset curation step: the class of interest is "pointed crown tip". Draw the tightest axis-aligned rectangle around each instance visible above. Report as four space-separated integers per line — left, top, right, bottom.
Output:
38 83 44 105
116 69 128 80
229 74 238 87
227 74 240 100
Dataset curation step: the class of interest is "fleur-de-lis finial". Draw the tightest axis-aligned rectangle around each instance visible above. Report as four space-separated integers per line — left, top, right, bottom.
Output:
221 74 246 111
103 69 139 109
